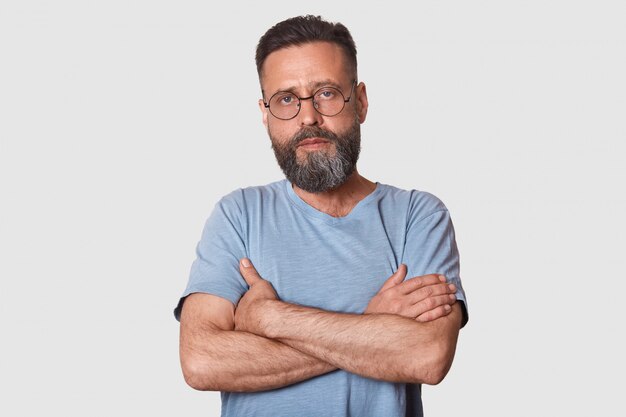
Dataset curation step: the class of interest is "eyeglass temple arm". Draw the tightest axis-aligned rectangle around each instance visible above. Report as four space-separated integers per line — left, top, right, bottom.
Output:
344 80 357 103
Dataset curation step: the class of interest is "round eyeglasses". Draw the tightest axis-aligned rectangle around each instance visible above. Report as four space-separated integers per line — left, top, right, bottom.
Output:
263 81 356 120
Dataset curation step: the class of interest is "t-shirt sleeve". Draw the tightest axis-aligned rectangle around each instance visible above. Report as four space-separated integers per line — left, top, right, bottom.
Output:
173 193 249 321
402 192 469 327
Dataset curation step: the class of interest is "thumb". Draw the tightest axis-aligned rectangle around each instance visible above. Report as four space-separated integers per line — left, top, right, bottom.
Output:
379 264 407 292
239 258 262 287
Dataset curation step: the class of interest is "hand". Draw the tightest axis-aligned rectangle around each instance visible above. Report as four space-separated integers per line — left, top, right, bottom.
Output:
234 258 279 334
364 264 457 322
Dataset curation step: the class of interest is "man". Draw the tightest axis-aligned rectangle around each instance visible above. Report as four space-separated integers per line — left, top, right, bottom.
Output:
174 15 468 417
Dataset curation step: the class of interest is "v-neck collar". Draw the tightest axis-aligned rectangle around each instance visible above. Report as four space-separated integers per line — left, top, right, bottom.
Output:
284 179 382 225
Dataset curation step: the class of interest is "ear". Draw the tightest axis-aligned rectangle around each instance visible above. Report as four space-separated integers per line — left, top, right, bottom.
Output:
355 82 369 124
258 99 269 128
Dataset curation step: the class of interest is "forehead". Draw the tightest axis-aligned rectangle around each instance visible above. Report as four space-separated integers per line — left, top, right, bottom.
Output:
261 41 351 94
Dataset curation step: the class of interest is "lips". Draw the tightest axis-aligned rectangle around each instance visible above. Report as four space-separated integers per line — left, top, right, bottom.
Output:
297 138 330 147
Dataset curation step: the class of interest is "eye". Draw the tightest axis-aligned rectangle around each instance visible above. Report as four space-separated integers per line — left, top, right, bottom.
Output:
271 93 297 107
316 89 336 100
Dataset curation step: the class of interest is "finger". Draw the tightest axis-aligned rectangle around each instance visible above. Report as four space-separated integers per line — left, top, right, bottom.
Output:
416 304 453 323
239 258 262 287
397 274 443 295
412 293 456 317
407 283 456 305
378 264 408 292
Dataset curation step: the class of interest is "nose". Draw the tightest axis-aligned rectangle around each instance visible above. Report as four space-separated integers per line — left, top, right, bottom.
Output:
297 97 323 126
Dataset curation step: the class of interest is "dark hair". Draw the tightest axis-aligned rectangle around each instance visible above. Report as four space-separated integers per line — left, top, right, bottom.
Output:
255 15 357 80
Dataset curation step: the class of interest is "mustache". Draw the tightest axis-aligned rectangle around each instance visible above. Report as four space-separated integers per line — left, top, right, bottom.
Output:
291 127 338 146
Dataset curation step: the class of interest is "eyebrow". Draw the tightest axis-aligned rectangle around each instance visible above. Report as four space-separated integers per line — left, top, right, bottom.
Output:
270 79 345 96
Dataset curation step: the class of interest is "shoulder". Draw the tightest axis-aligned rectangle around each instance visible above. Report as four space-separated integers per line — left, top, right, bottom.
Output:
215 179 287 216
201 180 287 236
377 182 449 221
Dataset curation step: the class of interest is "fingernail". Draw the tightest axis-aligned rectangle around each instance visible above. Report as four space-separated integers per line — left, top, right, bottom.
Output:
448 284 456 292
444 304 451 311
438 275 446 282
241 258 251 267
449 294 457 301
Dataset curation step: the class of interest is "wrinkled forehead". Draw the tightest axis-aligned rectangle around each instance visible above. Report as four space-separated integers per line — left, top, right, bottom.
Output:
260 41 354 96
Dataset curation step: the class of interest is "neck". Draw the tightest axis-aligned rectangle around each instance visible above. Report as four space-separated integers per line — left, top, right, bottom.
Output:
292 169 377 218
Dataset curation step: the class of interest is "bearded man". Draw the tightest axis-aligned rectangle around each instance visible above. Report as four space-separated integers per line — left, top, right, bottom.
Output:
174 15 468 417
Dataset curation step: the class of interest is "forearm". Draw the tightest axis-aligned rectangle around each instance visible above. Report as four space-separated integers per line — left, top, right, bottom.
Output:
181 327 336 392
255 300 458 384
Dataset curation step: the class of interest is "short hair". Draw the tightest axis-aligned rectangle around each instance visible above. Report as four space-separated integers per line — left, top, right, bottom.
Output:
255 15 357 81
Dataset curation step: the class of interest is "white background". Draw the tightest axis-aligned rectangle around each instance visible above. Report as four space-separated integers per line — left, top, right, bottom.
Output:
1 1 625 416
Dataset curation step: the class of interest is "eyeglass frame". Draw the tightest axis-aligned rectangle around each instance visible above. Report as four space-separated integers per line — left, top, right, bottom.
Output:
262 80 357 120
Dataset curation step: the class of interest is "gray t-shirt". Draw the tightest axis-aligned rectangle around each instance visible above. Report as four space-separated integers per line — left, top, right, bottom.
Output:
175 179 468 417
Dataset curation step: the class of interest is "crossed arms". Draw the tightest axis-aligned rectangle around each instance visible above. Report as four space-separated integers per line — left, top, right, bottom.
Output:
179 260 463 392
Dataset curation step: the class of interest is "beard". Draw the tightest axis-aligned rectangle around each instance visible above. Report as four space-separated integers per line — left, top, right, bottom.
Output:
269 119 361 193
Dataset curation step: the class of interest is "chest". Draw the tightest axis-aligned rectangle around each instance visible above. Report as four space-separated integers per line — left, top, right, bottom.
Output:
248 214 406 313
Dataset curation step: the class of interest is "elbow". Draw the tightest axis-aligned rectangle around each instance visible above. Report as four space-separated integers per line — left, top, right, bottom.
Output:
410 356 453 386
406 343 456 386
420 359 452 386
181 359 209 391
181 355 220 391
